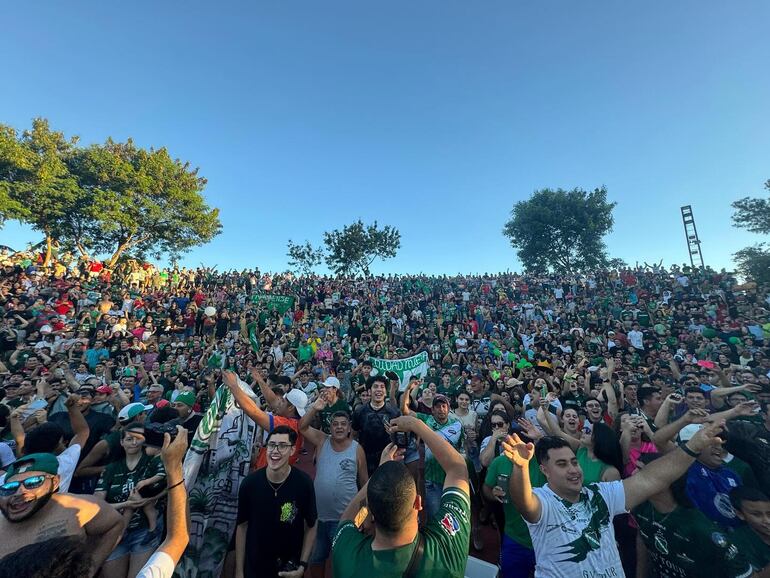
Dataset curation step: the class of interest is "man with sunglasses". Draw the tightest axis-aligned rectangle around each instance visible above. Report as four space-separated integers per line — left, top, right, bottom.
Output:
0 452 124 577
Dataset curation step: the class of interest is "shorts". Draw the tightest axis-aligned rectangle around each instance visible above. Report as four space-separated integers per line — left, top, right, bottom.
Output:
107 525 162 561
309 520 339 565
500 534 535 578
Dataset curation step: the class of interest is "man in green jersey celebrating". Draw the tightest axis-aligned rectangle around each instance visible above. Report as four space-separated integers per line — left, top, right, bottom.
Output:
331 415 470 578
633 453 753 578
730 487 770 574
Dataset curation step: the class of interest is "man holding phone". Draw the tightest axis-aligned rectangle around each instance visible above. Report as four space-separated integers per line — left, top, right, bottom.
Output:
401 381 463 519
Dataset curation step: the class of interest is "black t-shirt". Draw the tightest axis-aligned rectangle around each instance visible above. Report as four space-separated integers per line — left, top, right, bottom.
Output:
352 402 401 474
49 408 115 460
237 467 317 578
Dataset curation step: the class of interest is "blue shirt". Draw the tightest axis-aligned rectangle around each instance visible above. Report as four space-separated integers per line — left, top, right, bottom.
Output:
686 462 743 528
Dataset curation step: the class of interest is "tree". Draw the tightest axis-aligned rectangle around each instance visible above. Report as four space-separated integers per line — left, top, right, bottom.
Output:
502 187 616 273
731 180 770 282
0 124 34 227
286 240 324 275
732 180 770 235
74 138 222 267
0 118 89 265
733 245 770 285
323 220 401 277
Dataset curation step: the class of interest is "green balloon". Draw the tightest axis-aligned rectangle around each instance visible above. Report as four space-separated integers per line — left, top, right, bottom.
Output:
729 336 741 345
702 328 717 339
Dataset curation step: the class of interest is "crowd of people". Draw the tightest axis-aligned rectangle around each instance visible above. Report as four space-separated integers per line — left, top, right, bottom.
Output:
1 245 770 578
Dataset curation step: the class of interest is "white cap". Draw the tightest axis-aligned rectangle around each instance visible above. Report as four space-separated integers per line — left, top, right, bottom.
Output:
284 388 309 417
322 376 341 389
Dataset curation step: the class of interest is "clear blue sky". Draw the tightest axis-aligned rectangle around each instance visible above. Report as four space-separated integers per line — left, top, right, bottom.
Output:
2 1 769 274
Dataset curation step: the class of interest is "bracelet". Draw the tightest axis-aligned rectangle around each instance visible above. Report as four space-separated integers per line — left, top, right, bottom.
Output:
167 479 185 491
678 441 700 458
298 561 308 570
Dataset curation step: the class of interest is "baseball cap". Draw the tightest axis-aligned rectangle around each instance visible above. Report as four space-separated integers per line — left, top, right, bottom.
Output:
174 391 196 407
118 402 153 423
433 394 450 406
322 376 341 389
5 453 59 479
284 388 308 417
95 385 112 395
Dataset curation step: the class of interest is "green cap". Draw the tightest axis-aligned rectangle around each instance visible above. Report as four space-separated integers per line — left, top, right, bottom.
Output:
5 453 59 479
174 391 196 407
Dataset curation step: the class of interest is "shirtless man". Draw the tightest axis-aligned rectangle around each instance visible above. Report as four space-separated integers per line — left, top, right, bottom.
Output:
0 452 125 577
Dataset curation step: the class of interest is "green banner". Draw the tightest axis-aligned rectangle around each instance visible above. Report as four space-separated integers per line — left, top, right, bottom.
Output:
369 351 429 391
250 292 295 314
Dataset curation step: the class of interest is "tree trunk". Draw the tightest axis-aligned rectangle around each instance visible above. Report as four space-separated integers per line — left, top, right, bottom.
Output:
43 234 53 267
75 243 90 259
107 241 132 269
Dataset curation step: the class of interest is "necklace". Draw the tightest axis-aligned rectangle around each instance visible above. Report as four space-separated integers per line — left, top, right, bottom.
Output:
267 471 290 497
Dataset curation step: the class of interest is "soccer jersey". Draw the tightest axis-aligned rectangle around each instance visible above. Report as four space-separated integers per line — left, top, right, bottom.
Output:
634 501 753 578
331 487 470 578
415 412 463 484
526 481 627 578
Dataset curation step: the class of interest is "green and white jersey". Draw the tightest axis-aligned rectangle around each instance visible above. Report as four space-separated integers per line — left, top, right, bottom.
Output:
331 487 470 578
415 412 464 485
526 481 626 578
634 501 753 578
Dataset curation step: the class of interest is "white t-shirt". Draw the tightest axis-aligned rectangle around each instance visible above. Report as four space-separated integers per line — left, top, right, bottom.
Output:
526 481 627 578
628 330 644 349
135 551 176 578
57 444 82 493
0 442 14 469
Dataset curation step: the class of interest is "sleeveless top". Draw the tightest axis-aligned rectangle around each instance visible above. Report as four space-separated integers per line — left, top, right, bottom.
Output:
315 437 359 521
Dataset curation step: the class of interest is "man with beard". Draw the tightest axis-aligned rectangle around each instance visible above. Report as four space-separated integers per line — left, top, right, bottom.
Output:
300 399 367 578
170 390 202 443
235 426 317 578
0 453 124 576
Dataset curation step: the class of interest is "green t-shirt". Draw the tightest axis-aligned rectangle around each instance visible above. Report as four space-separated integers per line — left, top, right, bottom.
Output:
332 487 471 578
731 524 770 572
319 398 352 434
415 413 464 484
634 502 752 578
484 455 546 548
298 343 313 363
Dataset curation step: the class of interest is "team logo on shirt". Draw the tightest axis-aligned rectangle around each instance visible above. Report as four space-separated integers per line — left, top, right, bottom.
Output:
440 513 460 536
653 532 669 555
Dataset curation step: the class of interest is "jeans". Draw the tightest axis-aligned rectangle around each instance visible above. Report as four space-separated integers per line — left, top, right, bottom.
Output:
424 480 443 520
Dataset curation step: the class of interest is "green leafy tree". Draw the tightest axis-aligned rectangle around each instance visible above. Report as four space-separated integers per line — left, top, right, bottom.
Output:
0 124 34 227
286 240 323 275
323 220 400 277
731 180 770 282
733 245 770 285
502 187 616 273
732 180 770 235
0 118 89 265
74 138 222 267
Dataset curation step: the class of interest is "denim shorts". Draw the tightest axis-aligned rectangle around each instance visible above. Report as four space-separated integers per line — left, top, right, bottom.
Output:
107 525 162 561
309 520 339 565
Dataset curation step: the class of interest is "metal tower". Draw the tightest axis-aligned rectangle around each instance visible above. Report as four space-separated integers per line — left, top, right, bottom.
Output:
680 205 704 270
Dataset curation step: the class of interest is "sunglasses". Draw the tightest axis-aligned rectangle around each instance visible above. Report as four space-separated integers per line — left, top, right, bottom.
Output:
0 475 52 496
491 422 507 429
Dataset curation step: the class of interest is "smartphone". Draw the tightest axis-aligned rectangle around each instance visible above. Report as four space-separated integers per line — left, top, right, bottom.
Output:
137 480 167 498
21 399 49 420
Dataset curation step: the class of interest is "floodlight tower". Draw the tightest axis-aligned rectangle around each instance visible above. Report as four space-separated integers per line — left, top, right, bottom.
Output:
680 205 705 270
